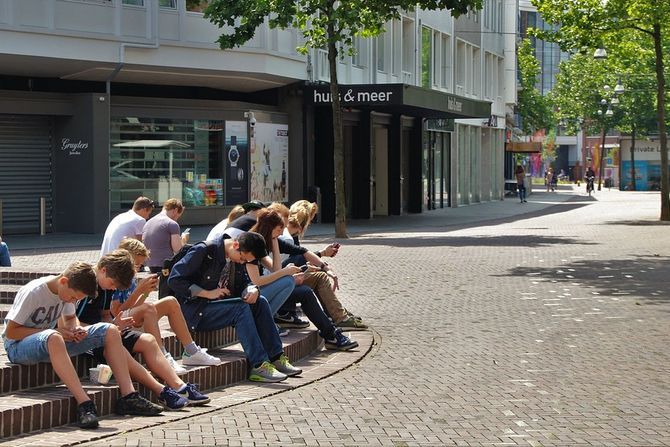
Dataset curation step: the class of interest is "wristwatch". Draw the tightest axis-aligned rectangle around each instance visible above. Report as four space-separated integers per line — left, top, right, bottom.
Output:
228 139 239 179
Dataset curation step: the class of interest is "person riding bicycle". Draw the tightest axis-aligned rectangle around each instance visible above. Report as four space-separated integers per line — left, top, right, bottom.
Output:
585 167 596 193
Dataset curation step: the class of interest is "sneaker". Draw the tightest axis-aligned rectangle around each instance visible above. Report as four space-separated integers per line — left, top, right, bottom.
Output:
182 349 221 366
164 352 188 374
248 361 288 383
337 315 368 331
158 386 189 411
325 328 359 351
272 354 302 377
177 383 211 406
277 324 290 337
115 391 163 416
77 400 99 429
274 312 310 329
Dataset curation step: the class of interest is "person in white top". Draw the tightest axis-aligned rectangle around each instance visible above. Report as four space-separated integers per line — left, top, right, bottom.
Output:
100 197 155 257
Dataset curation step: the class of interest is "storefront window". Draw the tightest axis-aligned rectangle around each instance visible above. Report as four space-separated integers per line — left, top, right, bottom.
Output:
110 117 227 213
122 0 144 6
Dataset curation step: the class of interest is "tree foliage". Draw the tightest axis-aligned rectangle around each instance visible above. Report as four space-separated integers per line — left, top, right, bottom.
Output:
203 0 482 236
531 0 670 220
517 39 554 134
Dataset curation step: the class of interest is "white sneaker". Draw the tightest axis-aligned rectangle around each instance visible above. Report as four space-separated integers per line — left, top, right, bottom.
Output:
182 349 221 366
164 352 188 374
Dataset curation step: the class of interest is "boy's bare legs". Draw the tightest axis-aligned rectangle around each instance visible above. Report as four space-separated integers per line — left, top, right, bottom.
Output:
133 333 185 390
46 333 90 404
154 297 194 346
102 325 136 396
124 349 168 395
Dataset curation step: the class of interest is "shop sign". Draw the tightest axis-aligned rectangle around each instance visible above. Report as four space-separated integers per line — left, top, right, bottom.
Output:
60 138 88 156
308 84 401 106
425 119 454 132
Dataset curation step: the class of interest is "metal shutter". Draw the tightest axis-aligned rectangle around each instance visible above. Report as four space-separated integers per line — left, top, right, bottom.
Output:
0 115 54 235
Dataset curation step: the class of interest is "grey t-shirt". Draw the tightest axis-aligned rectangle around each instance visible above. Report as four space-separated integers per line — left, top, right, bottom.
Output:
3 276 75 340
143 212 181 268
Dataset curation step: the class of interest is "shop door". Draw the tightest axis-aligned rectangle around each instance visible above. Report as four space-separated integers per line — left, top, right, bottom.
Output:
372 126 389 216
0 115 54 234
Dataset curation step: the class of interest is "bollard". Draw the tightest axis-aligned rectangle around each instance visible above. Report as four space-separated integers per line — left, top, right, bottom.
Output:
40 197 46 236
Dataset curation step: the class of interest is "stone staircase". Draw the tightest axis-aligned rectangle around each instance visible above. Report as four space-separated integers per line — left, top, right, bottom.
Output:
0 269 322 439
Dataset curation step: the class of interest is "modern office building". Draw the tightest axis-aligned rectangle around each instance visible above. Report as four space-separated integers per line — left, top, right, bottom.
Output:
0 0 516 234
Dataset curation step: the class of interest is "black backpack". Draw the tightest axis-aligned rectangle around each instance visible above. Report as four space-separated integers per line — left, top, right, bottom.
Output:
160 240 218 298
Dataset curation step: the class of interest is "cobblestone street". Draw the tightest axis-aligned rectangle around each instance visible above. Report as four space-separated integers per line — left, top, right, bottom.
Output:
6 188 670 446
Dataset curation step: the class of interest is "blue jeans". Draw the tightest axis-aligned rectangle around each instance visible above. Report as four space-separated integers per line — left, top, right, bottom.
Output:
0 241 10 267
286 285 336 339
259 275 295 315
517 183 526 202
4 322 111 365
189 296 283 368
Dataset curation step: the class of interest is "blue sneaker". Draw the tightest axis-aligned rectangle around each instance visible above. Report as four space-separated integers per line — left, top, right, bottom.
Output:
324 328 359 351
158 386 189 410
177 383 211 406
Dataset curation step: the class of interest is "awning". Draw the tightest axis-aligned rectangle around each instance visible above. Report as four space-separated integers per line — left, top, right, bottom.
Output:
304 83 491 119
113 140 190 148
506 141 542 153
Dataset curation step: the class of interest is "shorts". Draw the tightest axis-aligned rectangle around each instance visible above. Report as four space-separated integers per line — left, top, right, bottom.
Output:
4 322 111 365
90 329 142 364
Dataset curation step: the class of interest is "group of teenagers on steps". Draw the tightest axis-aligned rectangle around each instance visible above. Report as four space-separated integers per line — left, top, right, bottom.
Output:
2 196 367 429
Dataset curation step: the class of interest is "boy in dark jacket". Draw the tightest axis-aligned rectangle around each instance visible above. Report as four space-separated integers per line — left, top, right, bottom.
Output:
168 231 301 383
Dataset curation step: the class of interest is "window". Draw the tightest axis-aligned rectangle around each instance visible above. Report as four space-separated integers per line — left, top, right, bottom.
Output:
402 19 414 75
159 0 177 8
110 117 229 213
441 34 452 90
392 19 401 76
433 33 439 87
473 48 481 97
377 35 385 72
187 0 209 12
352 36 367 67
456 41 465 93
122 0 144 5
421 27 432 88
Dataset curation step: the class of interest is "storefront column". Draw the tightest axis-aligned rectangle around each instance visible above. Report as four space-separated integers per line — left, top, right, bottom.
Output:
388 114 401 215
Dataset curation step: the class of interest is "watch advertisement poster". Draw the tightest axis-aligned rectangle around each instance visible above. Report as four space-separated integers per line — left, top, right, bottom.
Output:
250 123 289 202
225 121 248 205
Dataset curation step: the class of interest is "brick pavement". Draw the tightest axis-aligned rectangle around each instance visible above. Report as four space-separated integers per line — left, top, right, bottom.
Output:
69 188 670 446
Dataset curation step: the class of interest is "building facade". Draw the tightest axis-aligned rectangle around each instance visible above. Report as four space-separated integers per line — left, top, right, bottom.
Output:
0 0 516 234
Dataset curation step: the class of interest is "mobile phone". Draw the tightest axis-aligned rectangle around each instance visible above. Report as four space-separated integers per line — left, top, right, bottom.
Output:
300 265 309 272
183 228 191 234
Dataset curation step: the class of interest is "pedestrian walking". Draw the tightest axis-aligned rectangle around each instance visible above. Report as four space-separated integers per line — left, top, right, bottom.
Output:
515 165 527 203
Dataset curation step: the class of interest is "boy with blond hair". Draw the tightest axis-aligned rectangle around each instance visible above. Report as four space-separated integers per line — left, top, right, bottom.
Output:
3 258 162 429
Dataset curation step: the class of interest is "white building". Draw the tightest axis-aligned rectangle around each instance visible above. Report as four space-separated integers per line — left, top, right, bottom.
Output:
0 0 516 233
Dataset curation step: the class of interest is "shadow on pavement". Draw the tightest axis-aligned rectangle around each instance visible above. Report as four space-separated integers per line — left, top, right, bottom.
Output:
341 234 595 248
602 220 670 226
498 254 670 305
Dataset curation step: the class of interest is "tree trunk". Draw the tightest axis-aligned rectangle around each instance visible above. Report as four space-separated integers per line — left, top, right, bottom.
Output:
327 34 348 237
630 124 636 191
597 125 606 191
653 24 669 220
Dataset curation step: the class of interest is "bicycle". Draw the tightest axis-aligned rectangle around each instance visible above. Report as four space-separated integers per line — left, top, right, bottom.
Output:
586 176 595 196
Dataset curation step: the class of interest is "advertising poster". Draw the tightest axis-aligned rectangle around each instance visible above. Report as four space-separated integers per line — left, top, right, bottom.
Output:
225 121 249 205
622 161 649 191
250 123 289 202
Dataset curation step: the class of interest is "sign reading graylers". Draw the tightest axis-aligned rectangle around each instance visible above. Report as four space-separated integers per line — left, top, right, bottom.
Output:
305 83 491 119
60 138 88 156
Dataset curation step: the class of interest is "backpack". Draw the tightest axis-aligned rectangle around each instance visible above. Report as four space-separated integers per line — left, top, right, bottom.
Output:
160 240 218 298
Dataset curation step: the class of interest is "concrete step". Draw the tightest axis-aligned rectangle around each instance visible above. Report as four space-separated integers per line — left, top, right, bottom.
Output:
0 328 321 438
0 285 21 305
0 269 58 286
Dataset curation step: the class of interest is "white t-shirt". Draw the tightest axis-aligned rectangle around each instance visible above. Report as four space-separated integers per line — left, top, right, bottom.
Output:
100 210 146 256
2 276 76 340
206 218 229 242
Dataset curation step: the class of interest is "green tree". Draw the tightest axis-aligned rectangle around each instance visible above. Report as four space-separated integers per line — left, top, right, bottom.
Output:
517 39 554 134
532 0 670 219
203 0 482 237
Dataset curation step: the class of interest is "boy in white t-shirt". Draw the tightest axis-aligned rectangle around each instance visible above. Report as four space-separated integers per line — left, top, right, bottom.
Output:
2 259 163 429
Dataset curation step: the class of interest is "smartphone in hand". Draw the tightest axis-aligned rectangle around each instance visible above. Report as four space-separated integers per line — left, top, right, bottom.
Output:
300 264 309 272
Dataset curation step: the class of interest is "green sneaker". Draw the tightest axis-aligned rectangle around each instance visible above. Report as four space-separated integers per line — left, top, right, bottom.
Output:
337 315 368 331
249 361 288 383
272 354 302 377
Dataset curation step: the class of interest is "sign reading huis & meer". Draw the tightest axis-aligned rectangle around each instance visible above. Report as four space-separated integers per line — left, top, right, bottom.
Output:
305 83 491 119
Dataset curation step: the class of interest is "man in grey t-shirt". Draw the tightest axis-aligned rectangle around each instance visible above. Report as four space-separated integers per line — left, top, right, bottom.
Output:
142 199 189 297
